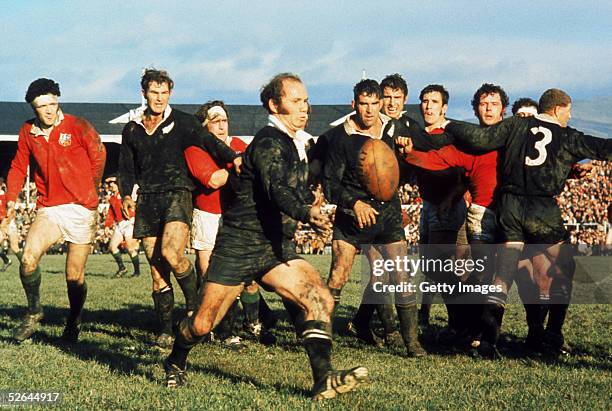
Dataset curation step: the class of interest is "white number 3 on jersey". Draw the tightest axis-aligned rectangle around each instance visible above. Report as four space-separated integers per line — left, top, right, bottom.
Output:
525 126 552 166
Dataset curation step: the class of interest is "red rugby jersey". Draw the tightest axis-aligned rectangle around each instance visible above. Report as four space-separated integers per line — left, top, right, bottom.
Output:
7 113 106 210
405 146 497 208
184 137 248 214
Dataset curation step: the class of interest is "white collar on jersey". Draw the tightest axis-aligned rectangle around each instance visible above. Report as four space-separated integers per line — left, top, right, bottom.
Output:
343 112 394 139
30 110 64 137
535 113 562 127
267 114 311 161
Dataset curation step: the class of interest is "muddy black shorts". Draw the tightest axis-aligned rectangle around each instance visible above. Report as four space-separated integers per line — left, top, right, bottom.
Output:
133 190 193 238
333 200 405 247
497 193 568 244
206 225 301 286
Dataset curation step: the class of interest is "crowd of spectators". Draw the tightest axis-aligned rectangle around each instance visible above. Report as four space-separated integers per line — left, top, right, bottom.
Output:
1 161 610 255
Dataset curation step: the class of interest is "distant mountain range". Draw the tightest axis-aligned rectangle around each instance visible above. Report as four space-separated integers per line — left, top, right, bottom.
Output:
568 97 612 138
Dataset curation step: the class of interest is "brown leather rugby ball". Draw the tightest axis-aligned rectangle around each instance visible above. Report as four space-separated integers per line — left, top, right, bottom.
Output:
357 139 399 201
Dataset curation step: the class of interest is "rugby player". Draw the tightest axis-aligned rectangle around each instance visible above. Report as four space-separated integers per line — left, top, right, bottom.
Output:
186 100 273 347
321 79 424 356
118 69 241 349
443 88 612 357
349 74 431 348
408 85 468 337
104 177 140 278
511 97 539 117
5 78 106 343
164 73 368 400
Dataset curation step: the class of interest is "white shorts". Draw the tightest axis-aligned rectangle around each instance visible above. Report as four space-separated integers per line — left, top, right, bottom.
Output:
37 204 97 245
191 208 221 251
466 203 497 243
117 218 135 239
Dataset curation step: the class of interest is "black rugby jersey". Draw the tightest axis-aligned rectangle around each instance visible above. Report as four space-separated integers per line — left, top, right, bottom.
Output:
118 108 237 196
221 126 313 242
446 115 611 197
321 115 407 212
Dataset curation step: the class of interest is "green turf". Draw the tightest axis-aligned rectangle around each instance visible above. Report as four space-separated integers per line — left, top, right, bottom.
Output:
0 254 610 410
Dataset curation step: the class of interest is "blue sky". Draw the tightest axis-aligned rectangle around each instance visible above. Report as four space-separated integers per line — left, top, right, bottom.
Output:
2 1 611 119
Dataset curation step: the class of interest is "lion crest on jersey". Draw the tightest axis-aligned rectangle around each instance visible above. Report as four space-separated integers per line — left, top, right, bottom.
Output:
59 133 72 147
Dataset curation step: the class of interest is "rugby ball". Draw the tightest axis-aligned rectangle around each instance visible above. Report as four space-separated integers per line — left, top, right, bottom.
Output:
357 139 399 201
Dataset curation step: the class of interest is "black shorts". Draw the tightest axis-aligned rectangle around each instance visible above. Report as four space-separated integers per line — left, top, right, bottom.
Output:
333 200 405 247
134 190 193 238
497 193 568 244
206 225 301 286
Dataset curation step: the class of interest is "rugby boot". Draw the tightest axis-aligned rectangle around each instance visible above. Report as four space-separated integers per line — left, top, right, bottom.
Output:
164 360 187 388
346 320 380 346
113 267 128 278
397 304 426 357
476 340 501 360
311 366 369 400
222 335 246 351
13 311 44 342
61 320 81 343
245 321 276 345
543 331 572 357
1 258 12 272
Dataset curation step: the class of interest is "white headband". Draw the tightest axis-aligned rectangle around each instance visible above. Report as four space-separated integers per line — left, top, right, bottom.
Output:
203 106 227 125
516 106 538 116
32 94 58 106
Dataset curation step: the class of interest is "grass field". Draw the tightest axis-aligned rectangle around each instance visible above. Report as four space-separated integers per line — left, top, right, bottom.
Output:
0 254 610 410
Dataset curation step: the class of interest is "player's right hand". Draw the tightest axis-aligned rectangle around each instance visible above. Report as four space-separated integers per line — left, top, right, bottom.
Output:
353 200 379 229
121 196 136 219
233 156 243 174
395 137 413 155
309 188 332 237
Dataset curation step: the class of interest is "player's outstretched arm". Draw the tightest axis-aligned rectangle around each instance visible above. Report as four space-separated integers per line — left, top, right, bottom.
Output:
565 129 612 162
446 118 516 152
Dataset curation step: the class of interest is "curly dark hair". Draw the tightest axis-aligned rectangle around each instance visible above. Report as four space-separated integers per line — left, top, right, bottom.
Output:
140 68 174 92
471 83 509 117
25 78 60 103
353 79 382 101
511 97 538 115
380 73 408 97
419 84 449 105
195 100 228 124
260 73 302 114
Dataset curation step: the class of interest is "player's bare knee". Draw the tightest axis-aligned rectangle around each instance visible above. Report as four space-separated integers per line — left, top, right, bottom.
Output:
20 252 39 274
65 266 85 283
